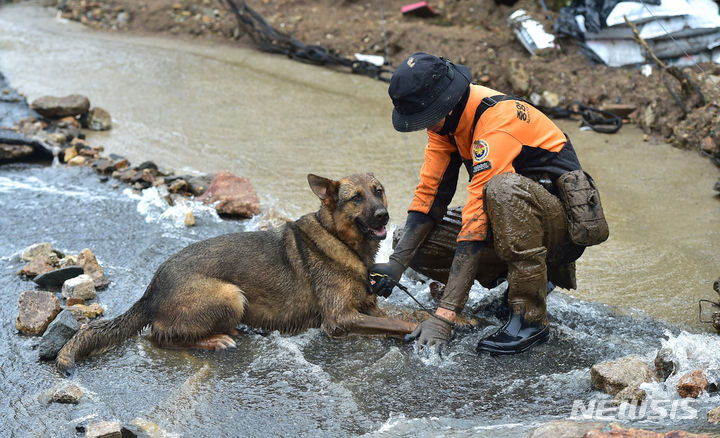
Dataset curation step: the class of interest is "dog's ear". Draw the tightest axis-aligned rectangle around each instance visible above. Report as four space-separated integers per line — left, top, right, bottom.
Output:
307 174 339 203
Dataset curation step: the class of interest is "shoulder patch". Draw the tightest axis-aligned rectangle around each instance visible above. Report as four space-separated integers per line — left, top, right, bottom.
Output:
472 139 489 163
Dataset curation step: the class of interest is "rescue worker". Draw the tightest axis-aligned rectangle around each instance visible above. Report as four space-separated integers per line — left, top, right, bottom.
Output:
370 52 606 355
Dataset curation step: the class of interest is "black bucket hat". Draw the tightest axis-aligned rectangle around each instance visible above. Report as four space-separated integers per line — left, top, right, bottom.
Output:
389 52 472 132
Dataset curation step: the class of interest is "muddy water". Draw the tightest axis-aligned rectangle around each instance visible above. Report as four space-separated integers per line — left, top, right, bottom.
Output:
1 3 720 437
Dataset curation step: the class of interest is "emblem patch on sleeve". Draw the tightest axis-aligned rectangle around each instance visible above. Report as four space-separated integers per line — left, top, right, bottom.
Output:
472 139 489 163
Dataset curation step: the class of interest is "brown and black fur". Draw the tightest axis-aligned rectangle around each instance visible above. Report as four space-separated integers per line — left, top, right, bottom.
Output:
56 173 418 371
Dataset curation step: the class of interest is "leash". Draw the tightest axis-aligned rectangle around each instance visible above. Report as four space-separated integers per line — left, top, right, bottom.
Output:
369 272 452 324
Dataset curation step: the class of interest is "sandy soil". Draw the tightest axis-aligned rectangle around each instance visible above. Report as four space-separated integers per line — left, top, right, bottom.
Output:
35 0 720 171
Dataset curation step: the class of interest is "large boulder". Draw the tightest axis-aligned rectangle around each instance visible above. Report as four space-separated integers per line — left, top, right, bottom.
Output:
15 290 61 336
38 309 80 360
590 355 655 405
197 171 261 218
30 94 90 118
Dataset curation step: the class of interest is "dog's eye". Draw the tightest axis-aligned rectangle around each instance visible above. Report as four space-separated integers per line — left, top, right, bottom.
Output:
374 187 384 197
351 193 363 203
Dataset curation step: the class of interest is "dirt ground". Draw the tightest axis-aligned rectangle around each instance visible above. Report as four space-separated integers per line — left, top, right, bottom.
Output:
42 0 720 170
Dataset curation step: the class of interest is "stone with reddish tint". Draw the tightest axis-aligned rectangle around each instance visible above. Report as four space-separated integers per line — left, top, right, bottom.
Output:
197 171 260 218
77 248 109 289
585 424 712 437
677 370 709 398
20 242 55 261
17 255 58 278
66 303 104 323
15 290 61 336
528 420 609 438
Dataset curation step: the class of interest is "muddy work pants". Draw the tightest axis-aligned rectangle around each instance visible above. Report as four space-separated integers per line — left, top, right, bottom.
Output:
397 173 583 323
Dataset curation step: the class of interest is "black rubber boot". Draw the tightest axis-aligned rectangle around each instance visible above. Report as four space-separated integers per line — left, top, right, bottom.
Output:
476 313 549 355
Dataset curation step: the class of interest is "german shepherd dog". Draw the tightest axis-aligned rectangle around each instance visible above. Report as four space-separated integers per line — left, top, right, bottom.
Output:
56 173 418 371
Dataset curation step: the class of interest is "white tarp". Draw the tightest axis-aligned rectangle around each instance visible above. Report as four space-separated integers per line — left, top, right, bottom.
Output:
581 0 720 66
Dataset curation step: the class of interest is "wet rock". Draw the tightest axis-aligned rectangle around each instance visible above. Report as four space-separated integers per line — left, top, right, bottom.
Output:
612 384 646 406
136 161 158 172
63 145 78 163
527 420 608 438
33 266 85 288
30 94 90 118
59 254 79 268
48 382 83 404
86 420 122 438
197 171 261 218
0 143 33 160
82 107 112 131
677 370 709 398
66 303 104 323
167 178 188 193
654 348 678 381
62 274 97 300
20 242 56 261
115 168 138 183
17 254 59 278
38 309 80 360
706 369 720 392
584 423 712 437
15 290 61 336
66 297 85 306
93 158 117 174
185 174 213 196
67 155 87 166
0 128 54 162
77 248 109 289
709 407 720 425
590 355 655 396
184 210 195 227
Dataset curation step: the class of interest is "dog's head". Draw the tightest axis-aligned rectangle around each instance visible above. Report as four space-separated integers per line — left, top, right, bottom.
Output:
308 173 389 243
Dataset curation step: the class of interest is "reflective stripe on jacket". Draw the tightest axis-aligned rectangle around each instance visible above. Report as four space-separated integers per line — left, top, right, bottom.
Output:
408 84 582 242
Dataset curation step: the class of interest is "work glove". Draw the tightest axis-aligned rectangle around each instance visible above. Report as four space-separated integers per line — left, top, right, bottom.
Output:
369 260 405 297
368 211 435 298
404 314 454 356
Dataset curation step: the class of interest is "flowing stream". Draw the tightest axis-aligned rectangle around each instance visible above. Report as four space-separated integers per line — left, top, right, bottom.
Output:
1 3 719 437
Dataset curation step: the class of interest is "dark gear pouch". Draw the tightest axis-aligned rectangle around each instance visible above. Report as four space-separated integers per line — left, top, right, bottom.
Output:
556 170 609 246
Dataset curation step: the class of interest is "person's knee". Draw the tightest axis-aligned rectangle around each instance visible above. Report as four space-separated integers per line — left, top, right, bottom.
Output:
484 173 528 209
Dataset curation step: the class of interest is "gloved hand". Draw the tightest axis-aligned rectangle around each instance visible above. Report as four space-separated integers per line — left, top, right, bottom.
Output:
369 260 404 297
404 314 453 356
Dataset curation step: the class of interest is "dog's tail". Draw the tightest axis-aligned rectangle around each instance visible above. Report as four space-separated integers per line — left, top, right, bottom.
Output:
56 296 151 372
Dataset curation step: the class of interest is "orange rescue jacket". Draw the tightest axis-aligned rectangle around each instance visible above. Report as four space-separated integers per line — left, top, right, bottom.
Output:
408 84 582 241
